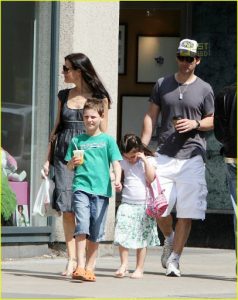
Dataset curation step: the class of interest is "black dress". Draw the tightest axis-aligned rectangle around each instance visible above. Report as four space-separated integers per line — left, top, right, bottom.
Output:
53 89 85 212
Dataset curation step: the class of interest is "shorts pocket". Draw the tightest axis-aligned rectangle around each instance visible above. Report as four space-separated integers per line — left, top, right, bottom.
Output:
197 183 208 211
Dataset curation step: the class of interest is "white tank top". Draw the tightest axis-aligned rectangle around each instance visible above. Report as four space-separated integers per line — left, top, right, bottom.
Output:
121 157 157 205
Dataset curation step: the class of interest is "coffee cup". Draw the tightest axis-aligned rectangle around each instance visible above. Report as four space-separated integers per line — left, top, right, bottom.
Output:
172 115 183 127
73 149 84 164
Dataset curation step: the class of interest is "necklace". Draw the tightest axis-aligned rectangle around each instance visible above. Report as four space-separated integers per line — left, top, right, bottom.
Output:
178 83 189 100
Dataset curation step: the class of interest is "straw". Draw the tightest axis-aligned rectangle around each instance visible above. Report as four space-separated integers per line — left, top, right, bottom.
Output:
73 140 78 150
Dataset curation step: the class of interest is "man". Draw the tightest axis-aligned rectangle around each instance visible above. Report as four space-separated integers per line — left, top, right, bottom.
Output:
214 84 237 252
142 39 214 277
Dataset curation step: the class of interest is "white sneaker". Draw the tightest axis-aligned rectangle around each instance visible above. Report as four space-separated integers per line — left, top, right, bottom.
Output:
161 239 173 269
166 261 181 277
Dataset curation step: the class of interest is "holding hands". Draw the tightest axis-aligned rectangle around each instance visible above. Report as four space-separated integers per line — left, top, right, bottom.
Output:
115 181 122 192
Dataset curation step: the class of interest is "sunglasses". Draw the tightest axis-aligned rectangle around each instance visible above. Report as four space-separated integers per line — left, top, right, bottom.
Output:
62 65 74 73
177 56 195 63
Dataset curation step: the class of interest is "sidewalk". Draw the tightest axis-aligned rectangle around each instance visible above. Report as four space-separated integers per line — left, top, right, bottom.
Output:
2 247 237 299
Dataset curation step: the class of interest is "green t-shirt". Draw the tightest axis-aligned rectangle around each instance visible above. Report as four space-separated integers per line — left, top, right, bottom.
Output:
65 133 122 197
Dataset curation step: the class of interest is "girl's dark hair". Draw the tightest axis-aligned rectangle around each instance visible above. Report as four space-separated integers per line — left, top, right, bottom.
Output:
64 53 111 108
120 133 154 156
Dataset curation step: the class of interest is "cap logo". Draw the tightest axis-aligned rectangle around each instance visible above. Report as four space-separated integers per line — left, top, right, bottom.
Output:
181 40 195 49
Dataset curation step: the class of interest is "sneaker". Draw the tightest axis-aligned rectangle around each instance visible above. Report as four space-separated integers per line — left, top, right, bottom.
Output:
161 239 173 269
166 261 181 277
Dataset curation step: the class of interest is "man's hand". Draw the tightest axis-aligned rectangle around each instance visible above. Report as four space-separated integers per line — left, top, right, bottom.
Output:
175 118 197 133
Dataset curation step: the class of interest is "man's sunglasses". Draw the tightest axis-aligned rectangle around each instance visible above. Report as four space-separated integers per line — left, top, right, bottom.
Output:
177 56 195 63
62 65 74 73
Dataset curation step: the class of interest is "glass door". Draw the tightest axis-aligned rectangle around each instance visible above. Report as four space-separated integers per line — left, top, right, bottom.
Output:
2 2 53 227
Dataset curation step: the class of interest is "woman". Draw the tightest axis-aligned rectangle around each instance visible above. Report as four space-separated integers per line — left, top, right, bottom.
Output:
43 53 111 276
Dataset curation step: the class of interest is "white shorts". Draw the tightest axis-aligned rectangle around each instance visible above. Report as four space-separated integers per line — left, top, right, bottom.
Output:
156 154 208 220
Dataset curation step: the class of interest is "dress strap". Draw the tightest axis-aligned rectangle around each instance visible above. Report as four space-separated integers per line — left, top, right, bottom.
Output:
58 89 70 104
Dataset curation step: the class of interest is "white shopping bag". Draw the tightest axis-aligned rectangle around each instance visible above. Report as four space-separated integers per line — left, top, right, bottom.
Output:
32 170 60 217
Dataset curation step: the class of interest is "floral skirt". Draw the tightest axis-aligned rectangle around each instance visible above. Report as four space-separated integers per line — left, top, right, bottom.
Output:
114 203 160 249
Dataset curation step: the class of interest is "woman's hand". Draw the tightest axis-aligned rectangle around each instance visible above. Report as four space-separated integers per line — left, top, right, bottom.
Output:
43 160 50 176
50 133 57 143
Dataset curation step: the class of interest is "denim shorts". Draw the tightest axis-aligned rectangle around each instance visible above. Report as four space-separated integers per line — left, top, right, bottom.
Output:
73 190 109 242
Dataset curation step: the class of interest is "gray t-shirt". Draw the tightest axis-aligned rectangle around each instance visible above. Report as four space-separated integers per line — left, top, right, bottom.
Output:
150 74 214 160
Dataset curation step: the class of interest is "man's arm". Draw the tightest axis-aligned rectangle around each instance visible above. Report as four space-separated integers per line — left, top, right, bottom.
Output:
175 114 214 133
141 102 160 146
199 114 214 131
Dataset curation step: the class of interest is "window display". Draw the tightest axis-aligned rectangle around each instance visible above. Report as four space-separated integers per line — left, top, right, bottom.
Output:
2 2 53 227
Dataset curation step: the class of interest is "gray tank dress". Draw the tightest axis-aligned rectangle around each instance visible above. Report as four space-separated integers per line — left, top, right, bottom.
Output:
53 89 85 212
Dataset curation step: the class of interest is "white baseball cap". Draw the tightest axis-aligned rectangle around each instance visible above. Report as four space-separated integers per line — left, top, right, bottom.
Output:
177 39 198 57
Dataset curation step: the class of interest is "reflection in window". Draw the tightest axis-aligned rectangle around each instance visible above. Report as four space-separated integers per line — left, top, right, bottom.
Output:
1 2 53 227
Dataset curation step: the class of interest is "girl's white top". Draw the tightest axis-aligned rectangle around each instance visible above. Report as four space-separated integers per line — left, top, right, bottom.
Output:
120 156 157 205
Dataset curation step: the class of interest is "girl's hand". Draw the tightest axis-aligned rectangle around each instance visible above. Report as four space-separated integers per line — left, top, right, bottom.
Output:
137 152 147 162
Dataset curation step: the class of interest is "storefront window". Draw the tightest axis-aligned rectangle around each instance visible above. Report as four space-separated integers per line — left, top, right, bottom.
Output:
2 2 53 227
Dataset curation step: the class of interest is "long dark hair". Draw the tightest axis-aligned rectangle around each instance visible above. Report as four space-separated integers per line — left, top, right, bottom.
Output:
65 53 111 107
120 133 154 156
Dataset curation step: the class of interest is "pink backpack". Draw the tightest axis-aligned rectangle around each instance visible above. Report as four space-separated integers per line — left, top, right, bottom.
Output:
146 175 168 218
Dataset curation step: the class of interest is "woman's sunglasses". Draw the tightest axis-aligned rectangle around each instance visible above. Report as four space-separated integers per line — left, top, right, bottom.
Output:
62 65 74 73
177 56 195 63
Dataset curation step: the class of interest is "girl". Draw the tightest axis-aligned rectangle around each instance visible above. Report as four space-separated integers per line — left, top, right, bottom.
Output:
114 134 160 279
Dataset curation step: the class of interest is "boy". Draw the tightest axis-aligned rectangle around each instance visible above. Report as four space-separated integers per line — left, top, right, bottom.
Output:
65 98 122 282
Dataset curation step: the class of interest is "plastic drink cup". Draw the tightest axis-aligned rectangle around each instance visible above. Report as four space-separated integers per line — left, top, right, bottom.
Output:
172 115 183 127
73 149 84 164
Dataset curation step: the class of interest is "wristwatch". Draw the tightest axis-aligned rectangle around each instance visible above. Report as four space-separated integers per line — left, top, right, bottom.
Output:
195 120 201 129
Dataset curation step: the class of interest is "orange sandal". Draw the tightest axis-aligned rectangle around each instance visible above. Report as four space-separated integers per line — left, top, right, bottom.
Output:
82 269 96 282
72 267 86 280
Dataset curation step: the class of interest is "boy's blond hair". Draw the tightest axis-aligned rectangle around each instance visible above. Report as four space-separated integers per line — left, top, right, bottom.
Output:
83 98 104 117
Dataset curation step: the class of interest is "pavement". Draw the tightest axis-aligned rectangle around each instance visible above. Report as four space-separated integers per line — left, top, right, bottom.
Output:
1 246 237 299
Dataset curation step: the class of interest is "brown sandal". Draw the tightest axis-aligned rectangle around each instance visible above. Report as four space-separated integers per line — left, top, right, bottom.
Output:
72 267 86 280
82 269 96 282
